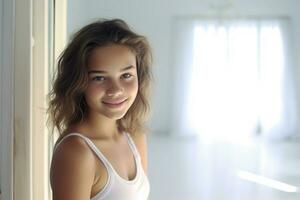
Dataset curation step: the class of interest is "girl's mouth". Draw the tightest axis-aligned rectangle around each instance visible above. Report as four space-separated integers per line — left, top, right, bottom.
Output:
102 99 127 108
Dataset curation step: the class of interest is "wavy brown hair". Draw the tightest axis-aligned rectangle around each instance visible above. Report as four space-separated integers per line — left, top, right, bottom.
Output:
46 19 153 137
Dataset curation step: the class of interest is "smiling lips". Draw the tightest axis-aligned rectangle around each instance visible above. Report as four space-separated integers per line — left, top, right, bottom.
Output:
102 99 127 108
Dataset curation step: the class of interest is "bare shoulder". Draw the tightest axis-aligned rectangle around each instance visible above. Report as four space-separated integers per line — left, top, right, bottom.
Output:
130 132 148 174
131 132 149 152
50 136 96 200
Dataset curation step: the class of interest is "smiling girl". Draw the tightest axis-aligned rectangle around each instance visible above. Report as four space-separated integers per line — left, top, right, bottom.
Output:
47 19 152 200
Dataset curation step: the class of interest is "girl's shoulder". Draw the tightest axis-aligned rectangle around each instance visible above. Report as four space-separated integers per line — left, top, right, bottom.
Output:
129 131 148 147
54 132 91 154
50 134 97 199
51 125 96 170
51 127 97 170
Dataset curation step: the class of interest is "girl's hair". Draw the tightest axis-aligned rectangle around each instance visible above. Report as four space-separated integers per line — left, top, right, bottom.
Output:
46 19 153 137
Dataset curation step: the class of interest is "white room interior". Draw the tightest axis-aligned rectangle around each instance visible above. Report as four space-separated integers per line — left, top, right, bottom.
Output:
65 0 300 199
67 0 300 138
1 0 300 200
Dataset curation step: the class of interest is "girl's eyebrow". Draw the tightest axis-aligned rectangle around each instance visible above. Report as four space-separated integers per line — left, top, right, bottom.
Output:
88 65 135 74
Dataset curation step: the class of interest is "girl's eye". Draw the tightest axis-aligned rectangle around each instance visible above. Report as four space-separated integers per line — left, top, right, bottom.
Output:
92 76 105 81
122 73 133 79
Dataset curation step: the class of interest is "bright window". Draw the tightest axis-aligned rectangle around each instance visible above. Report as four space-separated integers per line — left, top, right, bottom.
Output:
187 20 289 142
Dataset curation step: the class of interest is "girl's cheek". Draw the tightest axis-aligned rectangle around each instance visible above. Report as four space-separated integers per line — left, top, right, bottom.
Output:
86 84 105 96
125 79 138 91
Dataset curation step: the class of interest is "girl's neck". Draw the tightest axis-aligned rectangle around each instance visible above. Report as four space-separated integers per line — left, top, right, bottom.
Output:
70 112 122 141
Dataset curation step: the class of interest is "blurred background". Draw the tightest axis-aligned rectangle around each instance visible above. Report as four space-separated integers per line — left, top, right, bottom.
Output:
1 0 300 200
65 0 300 199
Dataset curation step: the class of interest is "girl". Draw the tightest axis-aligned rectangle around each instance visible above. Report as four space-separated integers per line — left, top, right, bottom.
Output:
47 19 152 200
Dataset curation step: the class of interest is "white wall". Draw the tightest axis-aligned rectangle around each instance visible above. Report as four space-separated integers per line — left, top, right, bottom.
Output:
0 0 3 196
1 0 14 199
67 0 300 136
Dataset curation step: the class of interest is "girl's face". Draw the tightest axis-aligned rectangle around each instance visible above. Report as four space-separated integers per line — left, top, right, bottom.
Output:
84 44 138 120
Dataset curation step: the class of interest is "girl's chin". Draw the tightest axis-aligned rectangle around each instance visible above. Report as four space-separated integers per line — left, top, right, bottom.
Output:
103 111 127 120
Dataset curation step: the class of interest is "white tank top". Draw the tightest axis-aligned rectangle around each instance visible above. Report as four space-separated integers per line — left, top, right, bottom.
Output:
53 132 150 200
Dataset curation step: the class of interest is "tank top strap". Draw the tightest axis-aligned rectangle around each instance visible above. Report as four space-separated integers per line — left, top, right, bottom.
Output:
53 133 112 170
123 132 141 161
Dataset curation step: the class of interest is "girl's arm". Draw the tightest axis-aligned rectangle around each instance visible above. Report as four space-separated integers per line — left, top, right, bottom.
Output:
50 137 96 200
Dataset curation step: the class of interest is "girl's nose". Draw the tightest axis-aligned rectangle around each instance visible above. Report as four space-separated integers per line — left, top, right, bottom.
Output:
106 82 124 97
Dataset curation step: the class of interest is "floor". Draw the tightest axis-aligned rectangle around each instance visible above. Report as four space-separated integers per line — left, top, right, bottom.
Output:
147 134 300 200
